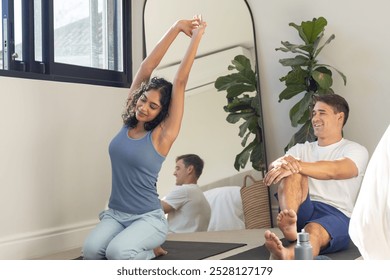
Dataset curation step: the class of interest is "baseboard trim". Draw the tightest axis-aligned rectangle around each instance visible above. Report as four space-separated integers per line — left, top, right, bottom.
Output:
0 220 97 260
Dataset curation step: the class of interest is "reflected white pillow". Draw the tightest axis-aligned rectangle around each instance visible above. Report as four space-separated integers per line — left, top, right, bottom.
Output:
203 186 245 231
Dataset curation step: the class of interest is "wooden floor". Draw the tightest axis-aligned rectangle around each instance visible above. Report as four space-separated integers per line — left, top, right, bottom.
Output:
33 247 82 260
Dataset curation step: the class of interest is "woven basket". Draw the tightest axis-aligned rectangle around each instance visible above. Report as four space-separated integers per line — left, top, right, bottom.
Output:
240 175 272 229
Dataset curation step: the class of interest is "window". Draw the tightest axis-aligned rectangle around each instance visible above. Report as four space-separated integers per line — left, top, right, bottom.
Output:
0 3 3 69
1 0 131 87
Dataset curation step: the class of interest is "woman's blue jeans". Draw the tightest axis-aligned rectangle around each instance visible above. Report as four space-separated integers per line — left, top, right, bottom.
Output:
82 208 168 260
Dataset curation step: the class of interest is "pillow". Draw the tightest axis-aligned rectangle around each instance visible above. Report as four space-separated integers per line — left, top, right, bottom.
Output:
203 186 245 231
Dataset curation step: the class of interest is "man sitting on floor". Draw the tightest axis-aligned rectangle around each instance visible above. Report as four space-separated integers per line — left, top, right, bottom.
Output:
161 154 211 233
263 94 369 260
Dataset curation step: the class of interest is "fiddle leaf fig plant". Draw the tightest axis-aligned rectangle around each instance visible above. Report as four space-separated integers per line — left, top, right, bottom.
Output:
214 54 265 172
276 16 347 150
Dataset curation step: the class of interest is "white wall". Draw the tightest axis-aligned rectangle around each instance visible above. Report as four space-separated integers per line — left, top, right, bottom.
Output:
0 77 128 259
1 0 389 259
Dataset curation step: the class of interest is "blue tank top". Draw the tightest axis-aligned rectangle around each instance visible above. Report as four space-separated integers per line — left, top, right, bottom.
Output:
108 126 165 214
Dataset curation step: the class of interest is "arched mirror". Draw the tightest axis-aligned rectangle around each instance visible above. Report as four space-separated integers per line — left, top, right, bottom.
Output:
143 0 263 195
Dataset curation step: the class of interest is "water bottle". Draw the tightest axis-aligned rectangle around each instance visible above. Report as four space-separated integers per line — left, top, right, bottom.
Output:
294 229 313 260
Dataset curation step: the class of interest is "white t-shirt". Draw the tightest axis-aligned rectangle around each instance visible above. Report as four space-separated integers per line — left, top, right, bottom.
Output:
287 138 369 217
162 184 211 233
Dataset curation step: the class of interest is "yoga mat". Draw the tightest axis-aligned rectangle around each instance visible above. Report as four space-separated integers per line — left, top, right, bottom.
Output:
223 239 361 260
154 241 247 260
73 241 245 260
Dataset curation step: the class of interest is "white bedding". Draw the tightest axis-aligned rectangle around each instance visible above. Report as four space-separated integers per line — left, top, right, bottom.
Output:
203 186 245 231
349 124 390 260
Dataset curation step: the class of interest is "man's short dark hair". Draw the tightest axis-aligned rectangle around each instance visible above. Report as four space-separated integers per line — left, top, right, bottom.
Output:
176 154 204 179
312 93 350 126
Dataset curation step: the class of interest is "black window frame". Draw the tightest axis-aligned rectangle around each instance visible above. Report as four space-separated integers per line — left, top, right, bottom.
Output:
1 0 132 88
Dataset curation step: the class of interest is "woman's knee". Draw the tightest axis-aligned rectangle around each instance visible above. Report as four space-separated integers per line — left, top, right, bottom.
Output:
82 239 106 260
106 242 141 260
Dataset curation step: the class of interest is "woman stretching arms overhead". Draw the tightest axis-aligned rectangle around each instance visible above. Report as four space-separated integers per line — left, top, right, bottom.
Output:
82 15 207 260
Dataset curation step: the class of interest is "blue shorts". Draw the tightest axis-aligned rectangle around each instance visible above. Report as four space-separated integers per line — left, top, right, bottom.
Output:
275 193 350 254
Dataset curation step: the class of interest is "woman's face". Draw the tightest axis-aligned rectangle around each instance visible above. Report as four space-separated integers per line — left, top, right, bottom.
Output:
135 89 162 123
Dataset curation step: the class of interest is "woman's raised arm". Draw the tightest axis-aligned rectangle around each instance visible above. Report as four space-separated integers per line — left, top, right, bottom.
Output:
153 16 207 156
128 18 200 101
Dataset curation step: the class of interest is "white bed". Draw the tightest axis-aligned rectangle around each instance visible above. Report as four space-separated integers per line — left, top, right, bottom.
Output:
200 169 270 231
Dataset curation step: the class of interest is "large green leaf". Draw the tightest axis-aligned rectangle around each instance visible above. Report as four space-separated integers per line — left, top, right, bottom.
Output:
276 41 310 55
311 32 323 55
312 69 333 89
289 92 312 127
301 17 327 44
234 141 256 171
279 55 310 67
284 67 307 86
278 84 307 101
230 72 256 86
240 131 251 147
226 112 254 124
225 97 253 112
297 108 311 125
289 22 309 45
214 76 237 91
229 71 256 84
250 138 265 171
239 120 250 137
251 93 261 115
215 72 256 94
317 63 347 85
229 55 252 72
285 120 316 151
227 84 256 98
246 115 259 133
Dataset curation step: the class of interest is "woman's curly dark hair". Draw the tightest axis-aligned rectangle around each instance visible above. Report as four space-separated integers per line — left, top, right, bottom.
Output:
122 77 173 131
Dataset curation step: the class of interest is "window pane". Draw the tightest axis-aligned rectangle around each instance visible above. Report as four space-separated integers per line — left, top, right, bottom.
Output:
0 3 3 69
34 0 42 61
14 0 22 61
53 0 123 71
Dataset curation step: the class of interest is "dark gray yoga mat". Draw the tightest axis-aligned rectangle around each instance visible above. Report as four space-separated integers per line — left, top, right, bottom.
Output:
223 239 361 260
74 241 246 260
154 240 247 260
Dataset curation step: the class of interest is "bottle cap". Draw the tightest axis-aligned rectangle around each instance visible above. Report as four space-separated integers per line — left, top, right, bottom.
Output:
297 229 310 242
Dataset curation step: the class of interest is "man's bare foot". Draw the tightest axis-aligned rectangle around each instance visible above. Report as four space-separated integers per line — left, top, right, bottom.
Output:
277 209 298 241
264 230 292 260
153 246 167 257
